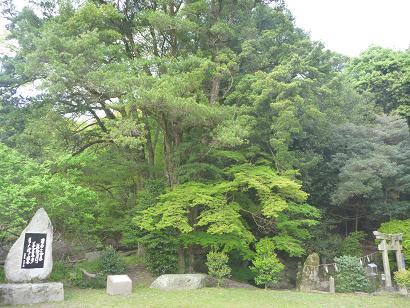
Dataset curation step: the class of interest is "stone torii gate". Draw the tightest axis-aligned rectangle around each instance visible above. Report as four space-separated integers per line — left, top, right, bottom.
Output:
373 231 405 289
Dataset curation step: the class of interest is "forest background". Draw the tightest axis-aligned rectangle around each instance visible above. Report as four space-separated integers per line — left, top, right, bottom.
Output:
0 0 409 286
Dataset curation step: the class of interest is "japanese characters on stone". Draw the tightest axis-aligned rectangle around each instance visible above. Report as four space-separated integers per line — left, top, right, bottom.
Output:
21 233 47 269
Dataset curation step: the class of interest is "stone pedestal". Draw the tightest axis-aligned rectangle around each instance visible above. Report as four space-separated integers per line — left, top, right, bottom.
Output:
106 275 132 296
0 282 64 306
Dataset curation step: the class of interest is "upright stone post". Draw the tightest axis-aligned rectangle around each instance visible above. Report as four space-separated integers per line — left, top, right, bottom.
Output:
379 239 392 289
329 276 335 293
394 241 405 271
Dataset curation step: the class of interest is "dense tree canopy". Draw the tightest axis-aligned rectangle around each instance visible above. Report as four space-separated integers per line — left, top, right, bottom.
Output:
0 0 409 280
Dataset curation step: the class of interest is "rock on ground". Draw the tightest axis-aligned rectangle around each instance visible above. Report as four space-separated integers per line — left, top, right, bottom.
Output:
150 274 208 290
5 208 53 283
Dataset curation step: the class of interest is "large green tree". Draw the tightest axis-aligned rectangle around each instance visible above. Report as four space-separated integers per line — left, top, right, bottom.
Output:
346 46 410 126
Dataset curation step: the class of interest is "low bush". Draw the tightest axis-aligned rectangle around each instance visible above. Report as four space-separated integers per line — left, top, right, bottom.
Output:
394 269 410 291
206 250 231 287
250 238 284 290
334 255 372 293
99 246 126 276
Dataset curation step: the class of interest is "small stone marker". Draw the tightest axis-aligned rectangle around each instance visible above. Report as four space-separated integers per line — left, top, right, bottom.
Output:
106 275 132 296
329 276 335 293
1 208 64 306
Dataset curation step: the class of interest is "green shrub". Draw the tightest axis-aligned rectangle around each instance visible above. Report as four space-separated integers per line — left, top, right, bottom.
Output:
394 269 410 290
206 250 231 287
335 255 372 293
231 266 254 283
99 246 126 275
341 231 366 257
250 238 284 290
141 233 178 276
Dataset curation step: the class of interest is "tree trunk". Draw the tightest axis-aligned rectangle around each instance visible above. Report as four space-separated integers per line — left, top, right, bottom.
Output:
355 208 359 232
210 75 220 104
178 247 185 274
144 119 155 177
163 127 179 187
188 246 194 273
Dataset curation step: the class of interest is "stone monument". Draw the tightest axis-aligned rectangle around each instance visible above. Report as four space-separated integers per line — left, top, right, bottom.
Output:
297 253 320 291
0 208 64 305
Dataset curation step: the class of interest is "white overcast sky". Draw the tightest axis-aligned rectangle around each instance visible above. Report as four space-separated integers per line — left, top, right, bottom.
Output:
285 0 410 56
1 0 410 57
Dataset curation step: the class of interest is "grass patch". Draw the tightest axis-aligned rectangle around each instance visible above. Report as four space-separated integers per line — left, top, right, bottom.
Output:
20 287 410 308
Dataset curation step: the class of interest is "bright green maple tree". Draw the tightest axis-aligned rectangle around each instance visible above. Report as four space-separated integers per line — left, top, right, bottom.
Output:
0 142 98 245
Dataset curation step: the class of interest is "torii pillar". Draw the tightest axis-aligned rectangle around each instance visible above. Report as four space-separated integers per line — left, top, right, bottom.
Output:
373 231 405 290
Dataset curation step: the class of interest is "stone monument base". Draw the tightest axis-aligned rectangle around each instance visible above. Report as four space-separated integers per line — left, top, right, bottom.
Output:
0 282 64 306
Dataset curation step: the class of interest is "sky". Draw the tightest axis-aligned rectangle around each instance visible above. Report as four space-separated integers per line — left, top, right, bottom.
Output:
285 0 410 56
1 0 410 57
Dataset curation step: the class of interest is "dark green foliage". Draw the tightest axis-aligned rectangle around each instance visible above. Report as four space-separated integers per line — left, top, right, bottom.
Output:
341 232 366 257
99 246 126 276
306 220 343 262
141 233 178 276
334 256 372 293
206 250 231 287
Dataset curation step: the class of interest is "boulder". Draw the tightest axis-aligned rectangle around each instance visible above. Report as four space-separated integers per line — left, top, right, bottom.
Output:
5 208 53 282
0 282 64 306
150 274 208 290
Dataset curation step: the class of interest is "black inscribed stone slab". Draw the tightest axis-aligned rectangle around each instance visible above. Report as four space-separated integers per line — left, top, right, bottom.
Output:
21 233 47 269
